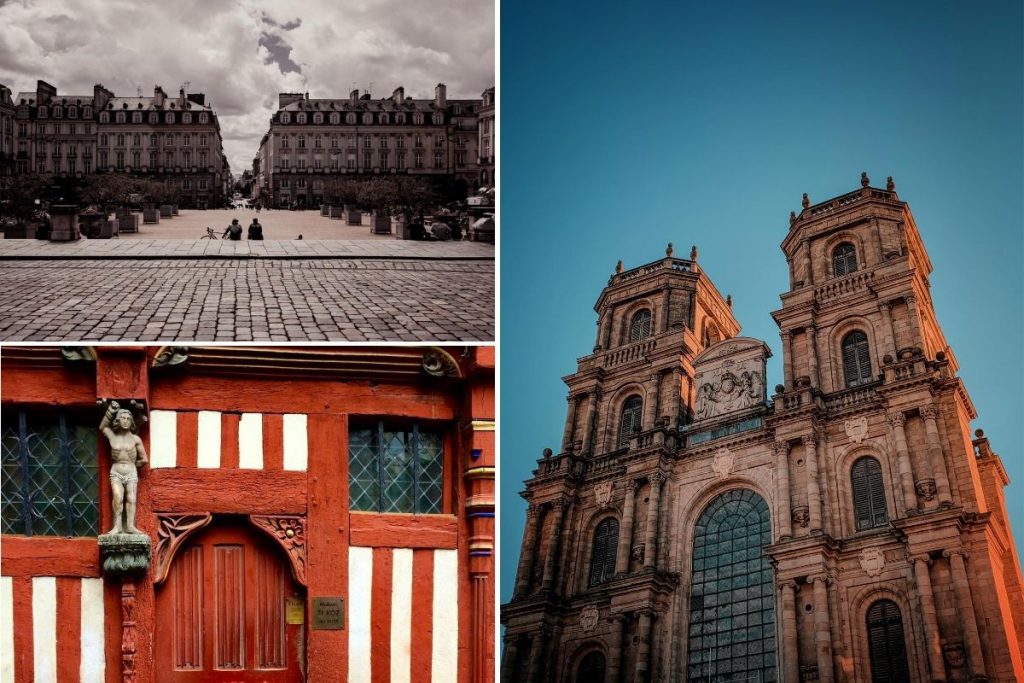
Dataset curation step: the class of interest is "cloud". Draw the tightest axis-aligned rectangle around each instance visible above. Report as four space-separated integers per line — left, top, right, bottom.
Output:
0 0 493 174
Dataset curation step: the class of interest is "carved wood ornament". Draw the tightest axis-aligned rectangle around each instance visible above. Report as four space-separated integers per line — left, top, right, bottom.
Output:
248 514 308 586
153 513 212 584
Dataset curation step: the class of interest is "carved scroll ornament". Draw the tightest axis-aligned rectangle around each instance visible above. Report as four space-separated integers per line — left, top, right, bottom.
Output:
153 513 213 584
249 514 308 586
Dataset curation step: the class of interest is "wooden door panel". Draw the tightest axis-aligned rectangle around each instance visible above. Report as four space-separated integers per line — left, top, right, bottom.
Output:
157 522 305 682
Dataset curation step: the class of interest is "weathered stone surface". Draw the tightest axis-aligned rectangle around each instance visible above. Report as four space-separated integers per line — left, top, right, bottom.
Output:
98 533 152 576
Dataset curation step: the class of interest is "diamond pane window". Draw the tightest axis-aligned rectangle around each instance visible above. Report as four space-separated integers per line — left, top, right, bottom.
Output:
348 422 444 514
1 409 99 536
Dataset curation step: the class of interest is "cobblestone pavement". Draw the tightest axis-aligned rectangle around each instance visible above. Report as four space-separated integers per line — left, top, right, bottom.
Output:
0 240 494 341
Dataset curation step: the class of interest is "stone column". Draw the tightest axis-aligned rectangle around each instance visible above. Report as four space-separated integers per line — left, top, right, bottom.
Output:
921 405 953 507
802 239 814 285
540 499 566 592
802 433 823 533
944 550 987 679
616 480 638 575
811 575 834 683
806 327 820 389
661 286 671 332
633 608 653 682
500 635 520 682
643 472 664 568
514 504 541 598
910 554 947 682
779 580 800 683
878 301 897 360
580 392 599 455
562 394 581 453
607 615 625 683
525 627 549 683
774 441 793 539
906 295 924 350
782 331 794 389
887 411 919 513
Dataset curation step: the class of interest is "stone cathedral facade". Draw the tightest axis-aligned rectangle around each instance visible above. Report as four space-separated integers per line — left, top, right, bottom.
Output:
501 175 1024 683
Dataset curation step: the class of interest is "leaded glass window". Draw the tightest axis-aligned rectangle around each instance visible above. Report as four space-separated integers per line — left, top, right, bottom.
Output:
852 457 888 531
588 517 618 586
629 309 653 342
832 243 858 276
687 489 776 683
348 423 443 513
576 651 607 683
842 331 873 388
866 600 909 683
617 396 643 448
1 409 99 536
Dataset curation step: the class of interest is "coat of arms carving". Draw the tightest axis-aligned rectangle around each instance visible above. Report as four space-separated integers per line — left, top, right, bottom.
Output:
579 605 599 632
859 547 885 577
594 481 613 508
844 416 869 444
712 447 734 478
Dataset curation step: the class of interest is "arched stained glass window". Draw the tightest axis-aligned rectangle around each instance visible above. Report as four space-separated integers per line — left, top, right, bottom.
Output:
575 651 607 683
687 489 776 683
833 242 858 276
628 309 653 342
842 331 873 388
866 600 909 683
588 518 618 586
617 396 643 448
852 457 888 531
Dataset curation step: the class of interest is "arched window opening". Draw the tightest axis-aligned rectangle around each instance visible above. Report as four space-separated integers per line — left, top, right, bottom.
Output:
866 600 909 683
842 330 873 388
687 489 775 683
588 518 618 586
851 457 888 531
575 651 607 683
833 242 858 276
617 396 643 448
628 309 653 343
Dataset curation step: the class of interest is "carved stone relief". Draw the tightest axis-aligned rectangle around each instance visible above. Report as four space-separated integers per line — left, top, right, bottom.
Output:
859 547 885 577
594 481 613 509
692 338 771 421
915 479 937 501
792 506 810 528
249 514 308 586
711 447 735 478
844 416 868 444
579 605 600 632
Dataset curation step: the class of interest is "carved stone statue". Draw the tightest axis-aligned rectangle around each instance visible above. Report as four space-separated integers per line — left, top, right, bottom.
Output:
695 368 762 419
100 401 149 535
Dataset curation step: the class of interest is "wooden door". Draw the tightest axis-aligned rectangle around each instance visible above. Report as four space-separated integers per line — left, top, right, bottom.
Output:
156 522 305 682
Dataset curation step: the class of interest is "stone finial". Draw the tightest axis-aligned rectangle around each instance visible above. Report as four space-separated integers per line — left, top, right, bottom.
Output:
615 260 623 274
726 294 732 307
542 447 553 459
886 176 895 191
861 171 870 187
690 245 698 261
666 242 674 257
975 429 984 438
789 211 797 225
801 193 810 209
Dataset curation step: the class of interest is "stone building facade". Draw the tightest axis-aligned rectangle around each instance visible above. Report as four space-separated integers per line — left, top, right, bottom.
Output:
7 80 230 207
1 345 495 683
501 175 1024 683
253 84 487 208
0 85 15 177
478 87 495 188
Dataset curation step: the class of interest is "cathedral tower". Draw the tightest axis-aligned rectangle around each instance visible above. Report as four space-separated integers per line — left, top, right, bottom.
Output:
501 175 1024 683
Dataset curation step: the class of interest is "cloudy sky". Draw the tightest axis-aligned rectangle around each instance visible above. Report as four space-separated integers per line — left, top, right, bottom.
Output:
0 0 494 174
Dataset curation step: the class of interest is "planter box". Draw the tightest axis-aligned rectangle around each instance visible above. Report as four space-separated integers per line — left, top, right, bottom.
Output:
159 205 173 217
49 205 81 241
171 204 179 215
391 217 407 238
320 205 329 216
346 210 361 225
3 222 37 239
117 214 139 233
370 215 392 235
360 213 373 227
329 205 344 219
143 209 159 224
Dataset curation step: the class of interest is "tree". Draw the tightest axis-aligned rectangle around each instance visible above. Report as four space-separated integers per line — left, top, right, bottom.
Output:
390 176 439 222
80 173 138 212
0 173 52 221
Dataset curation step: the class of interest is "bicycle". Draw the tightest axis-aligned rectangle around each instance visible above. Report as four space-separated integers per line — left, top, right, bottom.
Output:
201 227 222 239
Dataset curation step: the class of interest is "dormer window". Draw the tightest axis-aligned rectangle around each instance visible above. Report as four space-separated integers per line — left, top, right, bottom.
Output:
98 111 108 123
281 112 291 124
431 112 443 125
628 309 653 342
395 113 406 124
83 106 92 118
297 113 307 124
53 106 63 118
361 113 373 124
38 106 48 118
198 113 208 124
165 112 175 124
832 243 858 277
182 113 192 124
346 112 356 124
313 113 323 124
132 112 142 123
413 113 424 125
115 112 125 123
329 112 340 124
379 113 389 124
148 112 158 124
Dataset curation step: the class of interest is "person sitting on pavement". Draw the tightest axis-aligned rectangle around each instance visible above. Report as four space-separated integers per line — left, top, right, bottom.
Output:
248 218 264 240
222 219 243 240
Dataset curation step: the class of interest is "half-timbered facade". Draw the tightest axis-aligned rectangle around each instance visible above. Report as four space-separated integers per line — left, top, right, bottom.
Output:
501 175 1024 682
1 345 495 683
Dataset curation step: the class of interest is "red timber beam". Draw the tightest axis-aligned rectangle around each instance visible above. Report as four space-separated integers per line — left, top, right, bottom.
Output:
461 347 495 683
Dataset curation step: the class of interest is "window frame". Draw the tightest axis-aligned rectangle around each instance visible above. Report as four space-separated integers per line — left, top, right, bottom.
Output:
588 517 619 586
842 330 874 388
851 456 888 531
617 395 643 448
832 242 858 277
866 599 910 683
628 309 653 343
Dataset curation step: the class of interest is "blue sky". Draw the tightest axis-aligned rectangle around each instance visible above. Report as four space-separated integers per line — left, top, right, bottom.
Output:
499 0 1023 603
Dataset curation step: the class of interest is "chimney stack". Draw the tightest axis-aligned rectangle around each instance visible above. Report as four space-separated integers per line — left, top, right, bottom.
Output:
36 80 57 106
350 89 359 106
154 86 166 107
392 86 404 106
434 83 447 109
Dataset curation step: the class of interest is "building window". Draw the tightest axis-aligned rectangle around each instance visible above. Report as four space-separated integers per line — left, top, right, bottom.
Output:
132 134 140 147
148 112 158 124
312 113 322 124
687 489 775 683
182 112 192 124
183 151 192 167
149 151 157 167
330 135 339 148
433 152 443 168
183 134 191 147
1 409 99 536
396 136 405 149
100 134 108 146
149 134 157 147
329 113 340 124
588 517 618 586
314 134 322 149
396 113 406 124
866 600 909 683
576 652 607 683
298 135 306 149
363 152 372 170
166 113 175 124
414 152 423 169
115 112 125 123
380 151 389 169
83 106 92 118
432 112 443 125
297 158 305 169
348 423 444 514
397 152 406 169
346 113 356 124
199 134 207 147
313 158 321 169
99 111 108 123
297 113 306 124
281 136 289 149
281 113 291 124
362 113 373 124
832 243 858 277
198 178 207 190
363 137 371 149
617 396 643 448
842 330 873 388
183 178 191 190
115 151 124 169
380 136 388 148
851 457 888 530
629 309 653 342
199 113 208 124
116 134 125 147
132 151 140 168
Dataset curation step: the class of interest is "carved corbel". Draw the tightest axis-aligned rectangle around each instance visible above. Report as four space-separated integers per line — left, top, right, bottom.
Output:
153 513 213 584
248 515 308 586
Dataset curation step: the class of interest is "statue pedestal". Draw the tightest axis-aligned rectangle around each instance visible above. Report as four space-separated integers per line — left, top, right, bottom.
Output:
98 533 151 576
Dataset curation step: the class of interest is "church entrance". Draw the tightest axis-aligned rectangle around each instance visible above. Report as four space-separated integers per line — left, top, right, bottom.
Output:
155 520 306 682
